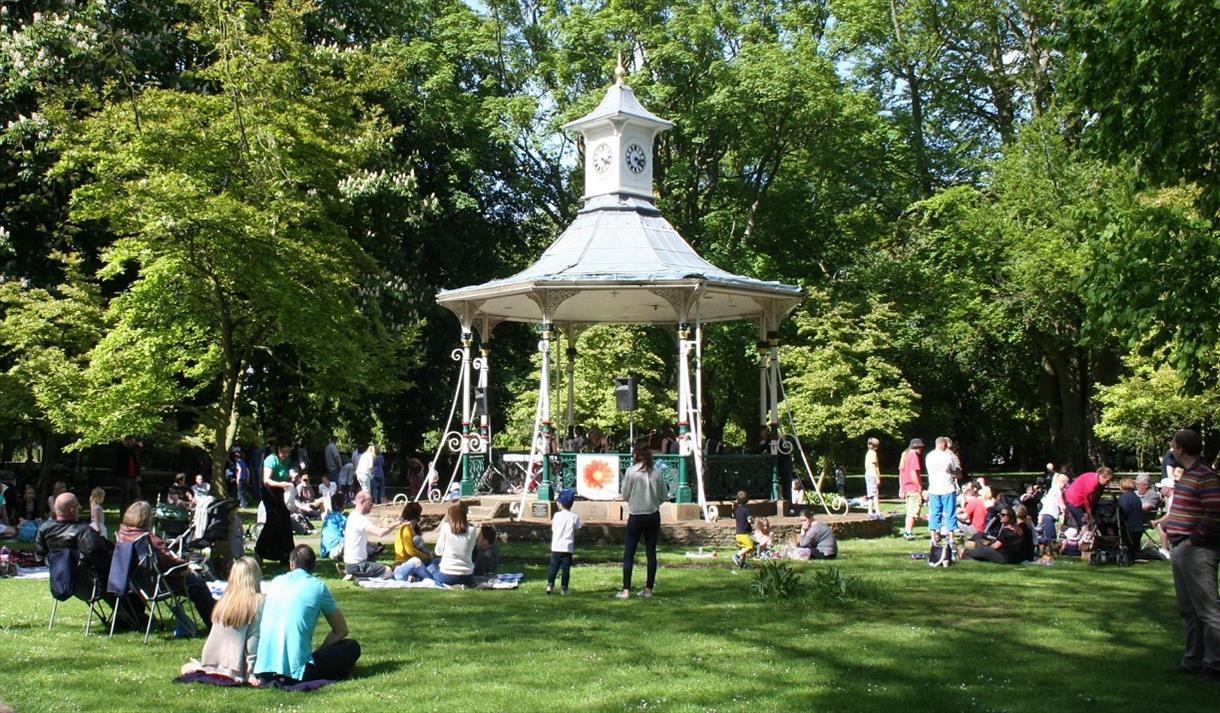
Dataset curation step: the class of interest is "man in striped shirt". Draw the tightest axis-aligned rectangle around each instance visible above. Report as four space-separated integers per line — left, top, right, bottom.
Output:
1163 428 1220 679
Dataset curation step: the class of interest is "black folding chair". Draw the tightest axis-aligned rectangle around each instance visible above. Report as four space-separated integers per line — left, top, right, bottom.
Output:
108 534 197 644
47 546 114 636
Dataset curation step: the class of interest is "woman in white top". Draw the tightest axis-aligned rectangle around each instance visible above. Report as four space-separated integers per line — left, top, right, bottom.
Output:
434 501 477 588
1037 473 1069 557
617 445 668 599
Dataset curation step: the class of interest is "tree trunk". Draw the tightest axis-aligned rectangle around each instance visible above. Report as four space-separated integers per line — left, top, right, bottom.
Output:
907 67 933 197
1040 346 1088 472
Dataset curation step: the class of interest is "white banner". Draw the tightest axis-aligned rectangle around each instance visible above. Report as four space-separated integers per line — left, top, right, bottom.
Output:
575 454 621 501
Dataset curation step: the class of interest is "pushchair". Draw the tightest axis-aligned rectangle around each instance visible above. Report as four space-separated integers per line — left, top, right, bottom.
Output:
169 498 241 578
154 502 191 541
1086 496 1133 567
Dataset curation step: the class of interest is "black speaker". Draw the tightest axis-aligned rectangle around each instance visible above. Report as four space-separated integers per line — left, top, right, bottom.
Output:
614 376 637 411
474 386 493 416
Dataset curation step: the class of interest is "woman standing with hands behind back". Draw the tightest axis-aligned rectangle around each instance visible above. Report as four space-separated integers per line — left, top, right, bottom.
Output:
617 444 668 599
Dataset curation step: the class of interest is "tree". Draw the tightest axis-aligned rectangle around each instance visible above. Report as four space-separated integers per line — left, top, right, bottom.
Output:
500 325 673 450
1064 0 1220 218
1094 350 1219 469
53 0 421 485
779 289 918 475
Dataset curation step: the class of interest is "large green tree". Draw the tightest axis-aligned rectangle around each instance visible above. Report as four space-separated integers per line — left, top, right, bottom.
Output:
53 0 421 484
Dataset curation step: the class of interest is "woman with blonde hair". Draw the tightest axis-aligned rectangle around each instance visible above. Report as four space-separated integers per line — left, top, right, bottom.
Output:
181 556 264 685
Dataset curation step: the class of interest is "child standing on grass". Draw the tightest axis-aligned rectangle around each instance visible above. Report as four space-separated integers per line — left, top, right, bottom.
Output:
547 488 581 595
89 488 108 539
733 490 753 567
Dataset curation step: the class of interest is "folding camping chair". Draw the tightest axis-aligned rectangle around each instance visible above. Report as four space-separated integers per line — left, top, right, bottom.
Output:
107 534 198 644
46 545 115 636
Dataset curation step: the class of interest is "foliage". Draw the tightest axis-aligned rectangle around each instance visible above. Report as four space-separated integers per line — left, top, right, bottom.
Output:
499 325 673 450
1093 350 1220 469
50 0 420 477
1064 0 1220 218
807 564 888 605
749 558 805 600
779 288 918 472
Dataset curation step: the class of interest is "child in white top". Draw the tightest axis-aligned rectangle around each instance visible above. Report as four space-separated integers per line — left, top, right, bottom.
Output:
547 488 581 595
89 487 108 539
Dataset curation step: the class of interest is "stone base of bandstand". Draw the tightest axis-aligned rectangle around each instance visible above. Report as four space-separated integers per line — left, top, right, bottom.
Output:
369 496 893 546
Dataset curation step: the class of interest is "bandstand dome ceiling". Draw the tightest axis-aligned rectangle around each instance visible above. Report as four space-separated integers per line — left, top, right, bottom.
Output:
436 67 803 328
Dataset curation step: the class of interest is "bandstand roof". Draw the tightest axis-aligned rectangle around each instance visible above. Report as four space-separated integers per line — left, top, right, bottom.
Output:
436 69 803 328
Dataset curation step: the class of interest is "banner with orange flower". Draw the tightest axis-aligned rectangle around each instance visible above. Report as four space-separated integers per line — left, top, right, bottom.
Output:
575 454 621 500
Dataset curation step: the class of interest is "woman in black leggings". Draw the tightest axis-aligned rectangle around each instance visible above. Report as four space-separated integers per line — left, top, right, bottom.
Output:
617 445 668 599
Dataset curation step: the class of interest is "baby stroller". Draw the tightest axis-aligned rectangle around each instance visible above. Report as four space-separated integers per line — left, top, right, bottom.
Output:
154 501 191 541
1086 496 1132 567
169 498 241 578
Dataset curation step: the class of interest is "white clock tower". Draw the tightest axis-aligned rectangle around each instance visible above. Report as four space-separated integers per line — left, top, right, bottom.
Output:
563 57 675 201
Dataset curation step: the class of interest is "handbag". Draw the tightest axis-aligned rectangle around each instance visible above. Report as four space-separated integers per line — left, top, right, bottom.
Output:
929 540 955 567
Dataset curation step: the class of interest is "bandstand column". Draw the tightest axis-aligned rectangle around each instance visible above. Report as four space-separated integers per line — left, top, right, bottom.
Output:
565 326 577 443
757 317 769 434
675 321 693 504
537 321 555 501
459 328 476 496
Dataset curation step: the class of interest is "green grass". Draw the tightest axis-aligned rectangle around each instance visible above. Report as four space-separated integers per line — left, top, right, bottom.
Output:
0 535 1208 713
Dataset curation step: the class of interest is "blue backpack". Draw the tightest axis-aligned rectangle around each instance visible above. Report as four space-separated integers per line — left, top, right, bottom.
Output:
319 511 347 559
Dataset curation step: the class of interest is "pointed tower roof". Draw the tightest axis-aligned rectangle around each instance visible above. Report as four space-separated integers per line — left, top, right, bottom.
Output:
562 58 674 134
437 62 802 328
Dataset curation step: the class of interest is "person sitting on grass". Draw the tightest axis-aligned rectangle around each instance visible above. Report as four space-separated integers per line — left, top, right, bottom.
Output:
963 506 1025 564
958 482 987 540
255 545 360 685
473 524 500 577
547 488 581 595
400 501 478 588
732 490 753 568
787 509 838 560
1013 504 1038 561
181 556 264 686
752 516 773 557
391 501 431 581
342 491 404 581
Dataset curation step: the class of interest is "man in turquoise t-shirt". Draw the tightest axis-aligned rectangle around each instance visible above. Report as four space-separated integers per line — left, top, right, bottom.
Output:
254 545 360 683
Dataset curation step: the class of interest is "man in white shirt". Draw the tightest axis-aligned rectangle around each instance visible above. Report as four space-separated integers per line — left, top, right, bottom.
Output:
342 491 403 580
924 436 959 545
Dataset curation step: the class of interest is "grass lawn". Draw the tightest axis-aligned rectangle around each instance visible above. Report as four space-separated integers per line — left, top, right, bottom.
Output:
0 532 1207 713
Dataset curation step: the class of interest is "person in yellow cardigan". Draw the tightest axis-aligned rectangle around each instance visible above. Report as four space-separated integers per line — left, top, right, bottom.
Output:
392 501 431 581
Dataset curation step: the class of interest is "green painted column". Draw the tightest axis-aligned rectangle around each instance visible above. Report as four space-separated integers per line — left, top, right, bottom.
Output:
537 421 554 501
460 449 473 496
675 424 693 504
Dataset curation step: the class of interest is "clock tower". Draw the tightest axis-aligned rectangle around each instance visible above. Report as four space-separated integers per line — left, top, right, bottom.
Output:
563 57 674 202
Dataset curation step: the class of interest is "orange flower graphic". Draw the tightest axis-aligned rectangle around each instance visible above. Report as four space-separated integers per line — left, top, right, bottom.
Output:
582 459 616 490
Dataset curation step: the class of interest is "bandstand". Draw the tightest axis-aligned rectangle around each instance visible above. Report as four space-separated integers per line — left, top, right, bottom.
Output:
431 60 812 520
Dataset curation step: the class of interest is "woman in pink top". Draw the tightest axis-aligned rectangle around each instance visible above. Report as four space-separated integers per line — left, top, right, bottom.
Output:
1063 467 1114 528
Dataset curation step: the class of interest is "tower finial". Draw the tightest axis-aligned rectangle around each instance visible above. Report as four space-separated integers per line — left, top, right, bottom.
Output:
615 51 626 87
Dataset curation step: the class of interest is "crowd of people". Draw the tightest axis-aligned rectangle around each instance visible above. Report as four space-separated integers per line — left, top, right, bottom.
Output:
8 424 1217 688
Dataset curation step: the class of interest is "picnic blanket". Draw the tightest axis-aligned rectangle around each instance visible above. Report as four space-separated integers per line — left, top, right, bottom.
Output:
355 573 524 590
14 566 49 580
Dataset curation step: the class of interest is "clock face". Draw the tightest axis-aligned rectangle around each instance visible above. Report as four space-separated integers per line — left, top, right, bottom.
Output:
625 142 647 174
592 143 613 175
